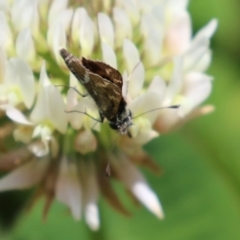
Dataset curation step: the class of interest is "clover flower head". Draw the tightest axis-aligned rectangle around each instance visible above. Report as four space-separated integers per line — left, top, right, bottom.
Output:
0 0 217 230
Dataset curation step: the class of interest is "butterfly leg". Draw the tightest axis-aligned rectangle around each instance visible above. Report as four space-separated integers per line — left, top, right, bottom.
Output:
55 85 88 97
92 112 104 131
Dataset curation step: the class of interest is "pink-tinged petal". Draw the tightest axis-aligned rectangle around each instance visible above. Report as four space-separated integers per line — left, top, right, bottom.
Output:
113 155 164 219
0 46 7 82
0 157 49 191
79 12 95 57
56 157 82 220
123 39 140 72
5 58 35 109
6 107 33 125
80 162 100 231
128 61 144 99
165 11 191 55
48 85 68 133
167 0 188 12
98 13 114 48
74 130 97 154
101 43 117 69
113 7 132 47
16 28 35 62
48 0 68 26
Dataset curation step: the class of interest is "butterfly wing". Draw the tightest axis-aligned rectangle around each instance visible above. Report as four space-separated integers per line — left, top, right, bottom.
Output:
82 57 123 90
60 49 123 120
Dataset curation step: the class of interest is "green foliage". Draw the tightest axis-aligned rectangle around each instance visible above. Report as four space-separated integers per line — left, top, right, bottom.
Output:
1 1 240 239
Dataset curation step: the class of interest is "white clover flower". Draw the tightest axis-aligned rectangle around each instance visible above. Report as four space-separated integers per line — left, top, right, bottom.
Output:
0 0 217 230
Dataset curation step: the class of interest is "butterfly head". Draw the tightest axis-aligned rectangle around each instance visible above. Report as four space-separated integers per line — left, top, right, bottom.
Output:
109 108 133 135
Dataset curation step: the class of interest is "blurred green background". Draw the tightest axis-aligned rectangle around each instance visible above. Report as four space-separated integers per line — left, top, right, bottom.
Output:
1 0 240 239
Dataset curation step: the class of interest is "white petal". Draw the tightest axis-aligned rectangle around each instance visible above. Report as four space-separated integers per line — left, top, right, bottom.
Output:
0 11 13 51
101 43 117 69
167 57 183 100
129 91 163 123
85 202 99 231
113 7 132 47
30 63 50 123
39 61 51 87
0 158 49 191
113 156 164 219
0 46 7 82
6 107 33 125
5 58 35 109
11 0 39 33
190 49 212 72
56 157 82 220
133 181 164 219
0 0 9 12
98 13 114 48
28 140 49 157
66 88 78 110
48 85 68 133
116 0 140 25
193 19 218 43
181 72 213 114
128 61 144 99
141 12 163 66
48 0 68 26
80 162 100 231
16 28 35 62
184 40 209 72
49 23 67 63
79 11 95 56
148 76 166 98
123 39 140 72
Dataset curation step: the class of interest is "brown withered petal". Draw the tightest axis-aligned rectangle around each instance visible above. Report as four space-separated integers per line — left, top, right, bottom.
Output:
129 150 162 175
0 147 33 171
98 170 131 217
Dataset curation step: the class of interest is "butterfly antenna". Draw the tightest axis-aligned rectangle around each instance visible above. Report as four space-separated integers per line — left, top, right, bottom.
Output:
105 134 120 177
133 104 180 119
